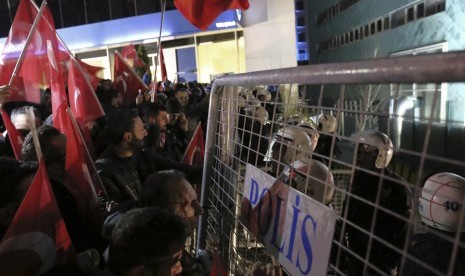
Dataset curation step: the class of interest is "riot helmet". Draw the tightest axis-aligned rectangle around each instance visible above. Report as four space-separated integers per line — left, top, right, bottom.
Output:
352 130 393 169
281 159 335 205
419 172 465 232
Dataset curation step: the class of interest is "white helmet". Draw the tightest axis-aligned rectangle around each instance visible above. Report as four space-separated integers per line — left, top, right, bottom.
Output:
248 106 269 125
352 130 393 169
299 122 319 151
265 127 313 166
238 88 254 108
318 114 337 133
256 87 272 102
419 173 465 232
281 159 335 205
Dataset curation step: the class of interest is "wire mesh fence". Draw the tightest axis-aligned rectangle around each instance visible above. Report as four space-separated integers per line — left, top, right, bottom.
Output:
197 52 465 276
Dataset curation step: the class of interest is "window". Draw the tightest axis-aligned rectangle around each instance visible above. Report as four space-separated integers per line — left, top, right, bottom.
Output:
370 22 376 35
417 3 425 18
390 43 449 123
377 19 383 32
383 16 390 30
407 7 415 22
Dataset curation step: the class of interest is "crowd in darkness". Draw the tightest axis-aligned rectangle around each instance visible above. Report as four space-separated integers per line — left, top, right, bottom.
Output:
0 79 215 275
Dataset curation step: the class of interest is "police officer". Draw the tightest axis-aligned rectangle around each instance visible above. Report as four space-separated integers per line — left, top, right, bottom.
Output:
401 172 465 275
342 130 412 275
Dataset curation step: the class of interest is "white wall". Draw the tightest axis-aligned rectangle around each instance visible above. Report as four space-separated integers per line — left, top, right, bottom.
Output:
243 0 297 72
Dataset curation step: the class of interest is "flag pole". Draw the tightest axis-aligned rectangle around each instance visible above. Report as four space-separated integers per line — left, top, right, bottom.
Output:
66 108 109 201
26 106 42 161
151 0 167 102
8 1 48 86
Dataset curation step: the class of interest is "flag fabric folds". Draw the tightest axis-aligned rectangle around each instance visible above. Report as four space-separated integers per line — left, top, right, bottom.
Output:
63 109 104 230
0 159 74 275
67 57 105 158
68 58 105 124
0 0 42 103
0 109 24 160
182 122 205 166
122 44 146 68
76 59 104 89
174 0 250 30
113 51 148 107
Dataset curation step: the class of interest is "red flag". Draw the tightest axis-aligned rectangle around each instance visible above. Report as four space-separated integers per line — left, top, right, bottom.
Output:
174 0 250 30
0 0 42 103
159 45 167 81
122 44 146 68
68 58 105 124
210 251 228 276
113 51 148 107
0 109 24 160
0 159 74 275
5 0 68 130
76 59 103 89
63 110 104 230
68 58 104 158
182 122 204 166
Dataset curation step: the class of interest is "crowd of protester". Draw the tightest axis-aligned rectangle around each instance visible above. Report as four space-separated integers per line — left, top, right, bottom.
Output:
0 80 213 275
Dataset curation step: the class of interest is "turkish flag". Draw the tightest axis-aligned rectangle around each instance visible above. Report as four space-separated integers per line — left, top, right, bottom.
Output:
68 58 104 157
5 0 68 131
122 44 146 68
174 0 250 30
0 0 43 103
68 58 105 124
159 45 167 81
76 59 103 89
182 122 205 166
0 159 74 275
63 109 105 231
113 51 148 107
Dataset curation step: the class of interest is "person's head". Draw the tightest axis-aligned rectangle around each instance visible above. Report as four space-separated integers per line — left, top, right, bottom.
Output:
103 109 147 153
10 106 41 131
419 172 465 233
255 87 271 102
352 130 393 170
280 159 334 205
108 207 188 276
143 103 168 132
265 127 314 175
141 170 203 233
174 88 189 108
21 125 66 166
317 114 337 133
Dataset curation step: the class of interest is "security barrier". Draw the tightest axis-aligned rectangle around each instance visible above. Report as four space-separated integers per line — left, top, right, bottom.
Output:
197 52 465 275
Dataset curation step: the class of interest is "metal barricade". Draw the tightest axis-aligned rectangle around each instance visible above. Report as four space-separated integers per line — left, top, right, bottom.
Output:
197 52 465 275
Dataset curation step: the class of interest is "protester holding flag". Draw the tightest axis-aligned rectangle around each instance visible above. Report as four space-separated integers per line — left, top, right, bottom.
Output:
0 106 41 159
21 125 103 253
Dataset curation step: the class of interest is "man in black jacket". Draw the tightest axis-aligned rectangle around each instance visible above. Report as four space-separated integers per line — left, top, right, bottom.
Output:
95 109 150 204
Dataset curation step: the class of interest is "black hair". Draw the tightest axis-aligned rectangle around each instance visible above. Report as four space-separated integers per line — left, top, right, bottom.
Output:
108 207 187 274
101 109 139 144
21 125 63 163
141 170 187 208
142 102 166 121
